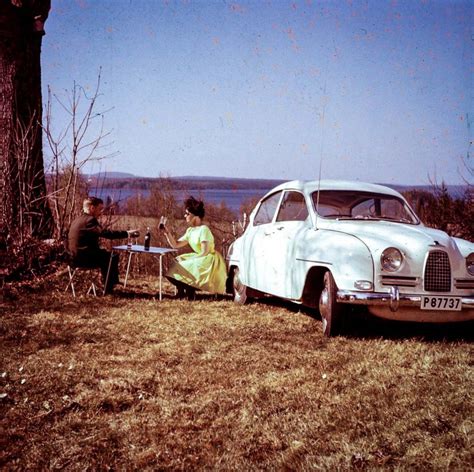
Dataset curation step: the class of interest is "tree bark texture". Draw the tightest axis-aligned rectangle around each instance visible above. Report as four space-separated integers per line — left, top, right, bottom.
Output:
0 0 52 243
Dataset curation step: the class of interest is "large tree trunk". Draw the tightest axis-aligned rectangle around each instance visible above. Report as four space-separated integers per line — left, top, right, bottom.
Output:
0 0 52 245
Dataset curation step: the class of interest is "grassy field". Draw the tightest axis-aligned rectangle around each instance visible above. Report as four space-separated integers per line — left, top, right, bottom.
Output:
1 275 473 470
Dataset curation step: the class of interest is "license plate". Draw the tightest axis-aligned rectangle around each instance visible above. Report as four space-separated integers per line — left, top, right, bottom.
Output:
421 296 462 311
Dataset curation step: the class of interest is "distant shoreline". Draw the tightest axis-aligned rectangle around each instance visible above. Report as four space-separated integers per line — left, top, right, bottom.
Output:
85 175 287 191
81 173 469 196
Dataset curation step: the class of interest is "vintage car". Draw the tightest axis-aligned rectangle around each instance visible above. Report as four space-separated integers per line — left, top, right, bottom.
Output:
226 180 474 336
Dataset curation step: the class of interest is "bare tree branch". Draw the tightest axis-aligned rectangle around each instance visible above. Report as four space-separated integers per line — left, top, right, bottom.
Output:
43 71 117 240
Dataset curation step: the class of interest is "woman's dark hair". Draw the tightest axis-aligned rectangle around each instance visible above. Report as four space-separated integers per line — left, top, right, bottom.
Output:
185 196 205 218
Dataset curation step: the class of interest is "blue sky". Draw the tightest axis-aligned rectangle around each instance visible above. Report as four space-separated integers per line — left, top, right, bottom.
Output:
41 0 472 185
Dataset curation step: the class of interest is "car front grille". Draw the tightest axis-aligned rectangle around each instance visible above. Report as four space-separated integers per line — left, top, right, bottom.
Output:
424 251 451 292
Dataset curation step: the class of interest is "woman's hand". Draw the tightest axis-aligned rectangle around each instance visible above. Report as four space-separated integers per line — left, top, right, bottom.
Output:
159 216 167 230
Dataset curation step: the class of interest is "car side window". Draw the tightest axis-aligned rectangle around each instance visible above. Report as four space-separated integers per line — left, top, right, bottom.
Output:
276 191 308 222
253 192 282 226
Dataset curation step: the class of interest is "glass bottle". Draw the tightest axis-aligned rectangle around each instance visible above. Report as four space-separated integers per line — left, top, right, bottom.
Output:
144 227 151 250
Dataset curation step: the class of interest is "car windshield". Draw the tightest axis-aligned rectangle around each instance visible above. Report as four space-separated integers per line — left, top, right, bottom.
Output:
311 190 419 224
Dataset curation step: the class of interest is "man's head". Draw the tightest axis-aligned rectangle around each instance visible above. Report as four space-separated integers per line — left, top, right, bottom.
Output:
83 197 104 218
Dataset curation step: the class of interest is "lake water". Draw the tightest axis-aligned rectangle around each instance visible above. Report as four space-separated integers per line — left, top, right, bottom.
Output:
93 187 270 214
92 183 469 216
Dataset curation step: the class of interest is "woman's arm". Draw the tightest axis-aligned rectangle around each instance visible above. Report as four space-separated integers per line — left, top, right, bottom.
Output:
197 226 213 256
163 227 188 249
199 240 210 257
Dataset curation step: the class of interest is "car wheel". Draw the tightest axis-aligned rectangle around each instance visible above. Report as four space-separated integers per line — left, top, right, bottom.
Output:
319 271 343 336
232 267 248 305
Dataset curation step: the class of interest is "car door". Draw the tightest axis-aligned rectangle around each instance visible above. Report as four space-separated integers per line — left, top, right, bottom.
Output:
268 190 310 298
242 191 283 293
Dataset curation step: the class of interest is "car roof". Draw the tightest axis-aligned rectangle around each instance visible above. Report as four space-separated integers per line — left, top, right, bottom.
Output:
267 179 404 198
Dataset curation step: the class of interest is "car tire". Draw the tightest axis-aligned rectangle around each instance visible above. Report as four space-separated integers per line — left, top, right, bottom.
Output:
232 267 248 305
319 271 344 336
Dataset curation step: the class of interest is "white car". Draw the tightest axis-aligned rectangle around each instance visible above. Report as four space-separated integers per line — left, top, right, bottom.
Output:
226 180 474 336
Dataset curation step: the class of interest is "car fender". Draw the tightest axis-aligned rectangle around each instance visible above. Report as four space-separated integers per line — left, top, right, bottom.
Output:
225 237 248 281
453 237 474 258
296 229 375 297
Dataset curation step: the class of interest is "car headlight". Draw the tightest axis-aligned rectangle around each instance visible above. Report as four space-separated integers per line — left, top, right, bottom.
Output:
381 247 403 272
467 253 474 276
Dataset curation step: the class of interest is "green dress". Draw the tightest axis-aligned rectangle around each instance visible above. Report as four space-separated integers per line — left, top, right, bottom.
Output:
167 225 227 294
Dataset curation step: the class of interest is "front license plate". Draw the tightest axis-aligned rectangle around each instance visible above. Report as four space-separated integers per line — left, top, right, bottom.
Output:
421 296 462 311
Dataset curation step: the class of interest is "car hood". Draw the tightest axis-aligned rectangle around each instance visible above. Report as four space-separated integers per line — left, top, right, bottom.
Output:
328 220 460 257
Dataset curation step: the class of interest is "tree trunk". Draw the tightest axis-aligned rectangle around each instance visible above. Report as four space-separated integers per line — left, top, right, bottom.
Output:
0 0 52 245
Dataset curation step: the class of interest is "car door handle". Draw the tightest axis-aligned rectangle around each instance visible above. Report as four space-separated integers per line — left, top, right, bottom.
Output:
264 226 284 235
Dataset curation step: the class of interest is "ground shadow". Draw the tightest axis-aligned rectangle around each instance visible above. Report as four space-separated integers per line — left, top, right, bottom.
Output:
249 296 474 343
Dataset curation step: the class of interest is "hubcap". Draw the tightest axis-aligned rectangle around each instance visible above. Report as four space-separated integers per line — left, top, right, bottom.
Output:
233 271 242 293
319 288 329 319
233 270 246 303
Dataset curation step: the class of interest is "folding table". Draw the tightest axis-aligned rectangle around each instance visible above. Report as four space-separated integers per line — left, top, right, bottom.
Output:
104 245 177 299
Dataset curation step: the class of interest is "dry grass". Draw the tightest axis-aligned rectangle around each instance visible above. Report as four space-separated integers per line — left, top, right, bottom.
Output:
1 275 473 471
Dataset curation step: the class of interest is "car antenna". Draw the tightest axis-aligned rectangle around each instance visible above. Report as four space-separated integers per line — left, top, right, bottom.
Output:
314 39 336 230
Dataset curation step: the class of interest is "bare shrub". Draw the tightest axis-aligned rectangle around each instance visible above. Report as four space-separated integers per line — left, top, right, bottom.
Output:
240 195 260 220
44 69 116 241
123 176 179 219
204 201 236 254
0 112 56 280
1 72 120 283
403 184 474 242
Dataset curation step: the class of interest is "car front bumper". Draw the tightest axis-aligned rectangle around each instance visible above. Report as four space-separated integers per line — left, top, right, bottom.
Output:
337 287 474 322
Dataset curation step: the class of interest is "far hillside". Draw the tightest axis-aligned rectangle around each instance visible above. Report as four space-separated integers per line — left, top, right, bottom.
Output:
83 174 287 191
81 173 470 197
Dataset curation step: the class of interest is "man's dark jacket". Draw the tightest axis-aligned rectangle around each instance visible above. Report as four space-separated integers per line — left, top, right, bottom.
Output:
68 213 128 264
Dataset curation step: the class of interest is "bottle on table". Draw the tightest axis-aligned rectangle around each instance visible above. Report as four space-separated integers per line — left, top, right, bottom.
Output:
144 227 151 251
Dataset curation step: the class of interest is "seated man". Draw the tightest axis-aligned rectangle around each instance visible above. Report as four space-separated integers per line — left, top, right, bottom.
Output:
67 196 138 294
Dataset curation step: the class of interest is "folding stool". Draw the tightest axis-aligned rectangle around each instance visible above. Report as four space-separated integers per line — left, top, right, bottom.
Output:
65 265 101 297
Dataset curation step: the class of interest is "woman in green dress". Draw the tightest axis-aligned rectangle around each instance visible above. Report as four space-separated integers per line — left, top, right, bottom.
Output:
162 197 227 299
